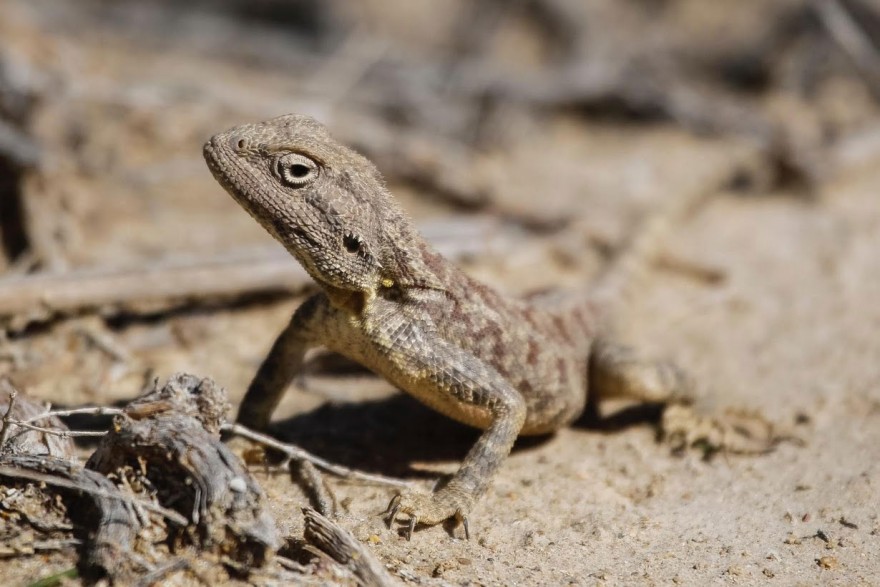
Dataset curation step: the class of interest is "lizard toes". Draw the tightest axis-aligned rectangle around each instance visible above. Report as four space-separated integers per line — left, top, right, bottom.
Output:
660 404 788 457
383 490 471 540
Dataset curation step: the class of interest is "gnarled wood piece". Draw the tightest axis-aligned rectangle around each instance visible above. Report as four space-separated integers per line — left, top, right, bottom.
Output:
0 379 74 458
87 373 279 569
303 507 396 587
0 454 141 579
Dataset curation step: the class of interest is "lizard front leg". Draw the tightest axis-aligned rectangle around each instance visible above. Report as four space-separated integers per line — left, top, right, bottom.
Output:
374 311 527 539
237 294 329 430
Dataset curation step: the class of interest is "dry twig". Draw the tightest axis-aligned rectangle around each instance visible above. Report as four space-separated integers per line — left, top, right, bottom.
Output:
20 405 124 424
0 454 149 578
133 558 193 587
223 423 418 491
0 380 73 457
290 458 337 517
0 379 18 449
0 217 504 329
302 507 397 587
0 464 187 526
5 420 106 439
813 0 880 100
0 539 80 557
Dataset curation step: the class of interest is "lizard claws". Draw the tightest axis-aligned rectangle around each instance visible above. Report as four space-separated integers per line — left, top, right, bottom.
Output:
384 494 402 528
459 511 470 541
384 492 473 540
407 515 418 541
384 494 420 540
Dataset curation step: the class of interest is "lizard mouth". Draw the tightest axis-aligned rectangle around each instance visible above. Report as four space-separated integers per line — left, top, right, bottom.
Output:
203 136 258 214
202 139 230 190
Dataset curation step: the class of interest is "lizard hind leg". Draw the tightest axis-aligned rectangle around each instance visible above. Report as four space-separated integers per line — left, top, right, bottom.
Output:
587 338 777 456
588 338 696 407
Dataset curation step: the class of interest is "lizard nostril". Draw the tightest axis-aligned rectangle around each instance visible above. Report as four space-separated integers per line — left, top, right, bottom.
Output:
230 135 248 151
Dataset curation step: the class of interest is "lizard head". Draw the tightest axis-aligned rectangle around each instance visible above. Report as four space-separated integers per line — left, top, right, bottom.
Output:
204 114 406 294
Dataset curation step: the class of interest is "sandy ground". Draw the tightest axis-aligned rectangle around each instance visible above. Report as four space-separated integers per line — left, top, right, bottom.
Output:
1 1 879 585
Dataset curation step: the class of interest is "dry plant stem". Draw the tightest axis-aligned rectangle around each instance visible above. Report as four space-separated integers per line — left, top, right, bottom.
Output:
0 218 500 328
290 458 337 517
0 538 81 557
76 320 131 362
0 381 74 457
0 465 188 526
813 0 880 101
6 420 106 438
20 405 124 424
0 383 18 449
5 406 121 450
0 249 313 325
133 558 192 587
223 423 418 491
302 507 397 587
274 555 310 573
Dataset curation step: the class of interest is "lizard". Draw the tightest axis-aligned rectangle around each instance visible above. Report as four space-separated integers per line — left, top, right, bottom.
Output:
203 114 773 540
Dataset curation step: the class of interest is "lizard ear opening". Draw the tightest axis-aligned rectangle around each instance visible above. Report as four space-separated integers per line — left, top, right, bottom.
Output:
343 234 362 254
276 153 319 187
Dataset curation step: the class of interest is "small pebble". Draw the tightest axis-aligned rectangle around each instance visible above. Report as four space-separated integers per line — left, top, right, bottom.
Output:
228 477 247 493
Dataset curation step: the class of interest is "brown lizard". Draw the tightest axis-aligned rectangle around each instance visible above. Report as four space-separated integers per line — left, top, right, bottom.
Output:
203 114 772 540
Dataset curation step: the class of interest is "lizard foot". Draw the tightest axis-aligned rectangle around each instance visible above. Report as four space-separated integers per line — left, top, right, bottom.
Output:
660 404 786 457
384 488 472 541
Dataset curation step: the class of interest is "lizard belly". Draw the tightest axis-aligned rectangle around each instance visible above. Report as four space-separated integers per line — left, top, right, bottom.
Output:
325 306 587 434
390 369 496 430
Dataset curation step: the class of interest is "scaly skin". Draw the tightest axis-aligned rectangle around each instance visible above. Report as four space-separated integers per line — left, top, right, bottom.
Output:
203 114 773 540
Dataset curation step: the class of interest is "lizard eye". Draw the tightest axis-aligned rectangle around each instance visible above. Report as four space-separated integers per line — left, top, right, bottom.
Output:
276 153 319 187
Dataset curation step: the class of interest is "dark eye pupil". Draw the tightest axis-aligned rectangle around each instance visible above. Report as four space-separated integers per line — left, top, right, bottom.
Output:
289 164 310 178
343 235 361 254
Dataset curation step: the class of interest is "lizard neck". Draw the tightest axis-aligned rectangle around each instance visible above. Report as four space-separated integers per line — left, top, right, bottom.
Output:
377 216 450 293
321 223 452 316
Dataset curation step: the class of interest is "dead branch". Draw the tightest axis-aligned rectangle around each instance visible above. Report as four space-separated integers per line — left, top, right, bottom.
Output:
5 420 106 439
0 454 146 579
813 0 880 101
133 558 193 587
0 217 505 329
20 405 124 424
0 118 40 169
0 539 80 557
223 423 418 491
0 248 311 329
0 379 74 458
339 115 492 209
0 53 42 267
0 382 17 449
87 373 280 570
302 507 397 587
290 459 337 517
0 463 187 526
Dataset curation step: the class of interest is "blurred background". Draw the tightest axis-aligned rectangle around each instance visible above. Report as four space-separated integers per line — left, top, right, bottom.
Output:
1 1 879 584
3 0 880 272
